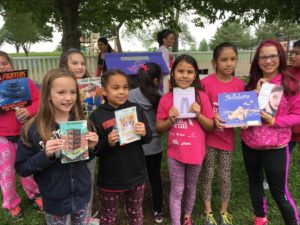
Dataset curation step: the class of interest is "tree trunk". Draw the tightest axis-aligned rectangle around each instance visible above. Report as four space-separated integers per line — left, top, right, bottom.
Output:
115 22 124 52
55 0 81 52
15 44 20 53
22 44 30 56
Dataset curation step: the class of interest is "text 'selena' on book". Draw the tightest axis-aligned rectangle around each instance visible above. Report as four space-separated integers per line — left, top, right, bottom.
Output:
60 120 89 163
0 70 31 112
218 91 261 128
114 106 141 145
173 87 196 119
258 83 284 116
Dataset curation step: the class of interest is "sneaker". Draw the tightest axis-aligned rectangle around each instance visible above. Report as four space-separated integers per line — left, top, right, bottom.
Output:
219 212 233 225
201 212 217 225
154 211 164 223
6 205 23 221
254 217 268 225
183 216 193 225
33 197 44 212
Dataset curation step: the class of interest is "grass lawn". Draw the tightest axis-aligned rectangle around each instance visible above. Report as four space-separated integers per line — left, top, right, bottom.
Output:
0 130 299 225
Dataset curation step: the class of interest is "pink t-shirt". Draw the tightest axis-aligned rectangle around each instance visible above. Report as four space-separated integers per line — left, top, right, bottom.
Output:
201 74 245 151
156 91 214 164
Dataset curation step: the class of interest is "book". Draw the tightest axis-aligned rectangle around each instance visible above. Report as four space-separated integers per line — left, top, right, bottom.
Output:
60 120 89 164
218 91 261 128
173 87 196 118
77 77 104 115
0 70 31 112
258 83 284 116
114 106 141 145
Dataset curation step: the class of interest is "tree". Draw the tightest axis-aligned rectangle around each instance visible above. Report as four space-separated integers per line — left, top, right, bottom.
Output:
0 10 52 55
209 22 253 50
199 39 209 51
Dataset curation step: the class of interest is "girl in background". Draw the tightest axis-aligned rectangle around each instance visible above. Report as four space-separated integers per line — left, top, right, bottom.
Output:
90 70 152 225
289 40 300 151
15 68 98 225
156 54 214 225
199 42 245 225
96 37 116 77
128 62 164 223
241 39 300 225
0 51 42 219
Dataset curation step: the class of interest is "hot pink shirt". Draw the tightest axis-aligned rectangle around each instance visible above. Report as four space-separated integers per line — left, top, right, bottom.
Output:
156 91 214 164
201 74 245 151
289 67 300 141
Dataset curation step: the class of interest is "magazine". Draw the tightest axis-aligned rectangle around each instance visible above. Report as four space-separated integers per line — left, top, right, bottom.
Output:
77 77 104 115
173 87 196 118
114 106 141 145
60 120 89 164
0 70 31 112
258 83 284 116
218 91 261 128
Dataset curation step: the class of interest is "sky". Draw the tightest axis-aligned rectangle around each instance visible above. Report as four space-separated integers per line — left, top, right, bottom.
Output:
0 16 221 53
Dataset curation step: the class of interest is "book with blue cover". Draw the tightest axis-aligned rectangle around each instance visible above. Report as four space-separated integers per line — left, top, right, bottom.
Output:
218 91 261 128
0 70 31 112
60 120 89 164
114 106 141 145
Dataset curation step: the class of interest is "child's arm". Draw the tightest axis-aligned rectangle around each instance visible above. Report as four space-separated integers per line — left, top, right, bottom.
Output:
190 102 214 132
156 106 179 133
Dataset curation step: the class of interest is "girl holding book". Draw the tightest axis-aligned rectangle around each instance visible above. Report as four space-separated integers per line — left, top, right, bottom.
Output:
89 70 152 225
156 54 214 225
0 51 42 220
241 39 300 225
15 68 99 225
199 42 245 225
128 62 164 223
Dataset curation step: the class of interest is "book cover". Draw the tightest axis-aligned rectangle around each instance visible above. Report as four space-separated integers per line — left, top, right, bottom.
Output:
258 83 284 116
114 106 141 146
0 70 31 112
173 87 196 118
60 120 89 164
77 77 104 115
218 91 261 128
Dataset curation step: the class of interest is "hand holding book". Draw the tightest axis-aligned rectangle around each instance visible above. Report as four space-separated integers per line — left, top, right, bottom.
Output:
189 102 201 115
45 139 65 158
108 130 119 147
86 132 99 150
168 106 179 123
260 111 275 126
134 122 146 137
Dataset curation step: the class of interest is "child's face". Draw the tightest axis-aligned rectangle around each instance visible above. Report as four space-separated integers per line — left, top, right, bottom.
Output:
290 46 300 68
50 77 77 116
215 47 237 77
173 61 196 89
102 74 128 108
258 45 280 78
0 56 13 72
67 53 86 79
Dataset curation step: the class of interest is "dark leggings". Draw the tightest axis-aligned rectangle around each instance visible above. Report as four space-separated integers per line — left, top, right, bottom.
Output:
242 142 299 225
145 152 163 212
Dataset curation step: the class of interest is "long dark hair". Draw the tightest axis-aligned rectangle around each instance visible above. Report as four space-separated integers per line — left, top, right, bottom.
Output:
59 48 89 78
170 54 203 104
156 29 174 47
245 39 298 95
98 37 113 53
136 62 162 110
213 42 238 76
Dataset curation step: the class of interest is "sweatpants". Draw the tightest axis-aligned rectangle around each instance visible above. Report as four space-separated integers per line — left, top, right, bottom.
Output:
242 142 299 225
0 136 39 210
145 152 163 212
168 157 201 225
99 184 145 225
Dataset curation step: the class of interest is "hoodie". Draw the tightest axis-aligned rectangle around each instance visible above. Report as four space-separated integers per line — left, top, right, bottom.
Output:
128 88 162 155
90 101 152 190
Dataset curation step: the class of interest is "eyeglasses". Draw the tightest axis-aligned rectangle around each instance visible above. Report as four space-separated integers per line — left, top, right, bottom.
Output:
258 54 280 62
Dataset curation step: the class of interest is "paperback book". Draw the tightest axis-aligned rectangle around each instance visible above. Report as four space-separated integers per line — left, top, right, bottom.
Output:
258 83 284 116
173 87 196 118
0 70 31 112
60 120 89 164
114 106 141 146
77 77 104 115
218 91 261 128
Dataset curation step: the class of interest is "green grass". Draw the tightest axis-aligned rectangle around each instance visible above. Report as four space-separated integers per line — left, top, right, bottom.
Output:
1 130 299 224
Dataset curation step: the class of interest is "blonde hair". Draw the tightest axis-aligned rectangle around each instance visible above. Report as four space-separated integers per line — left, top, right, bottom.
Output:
21 68 88 146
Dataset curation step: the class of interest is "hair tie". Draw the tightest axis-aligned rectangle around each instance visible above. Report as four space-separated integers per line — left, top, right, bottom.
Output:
141 64 148 72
